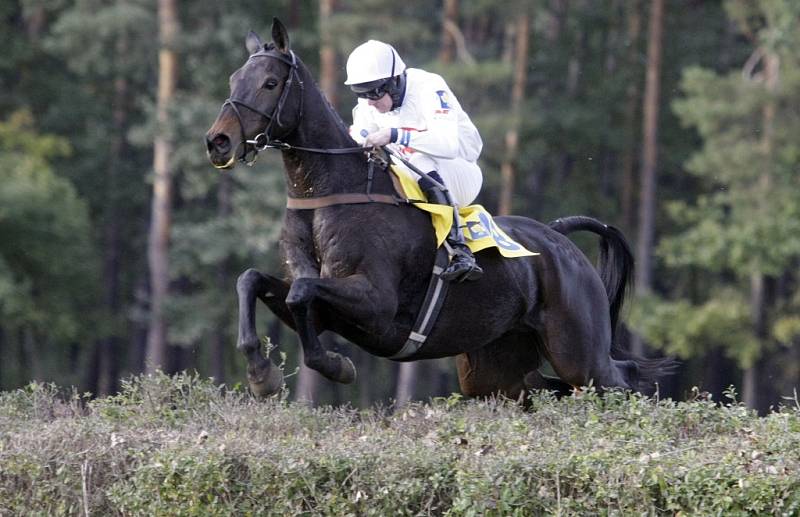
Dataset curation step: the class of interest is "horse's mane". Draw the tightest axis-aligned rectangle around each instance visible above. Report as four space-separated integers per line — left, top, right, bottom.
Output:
261 42 355 142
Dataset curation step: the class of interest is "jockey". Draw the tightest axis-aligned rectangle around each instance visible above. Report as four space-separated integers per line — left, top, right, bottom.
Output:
345 40 484 283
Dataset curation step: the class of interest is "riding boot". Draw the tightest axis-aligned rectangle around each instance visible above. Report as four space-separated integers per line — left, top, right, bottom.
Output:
419 175 483 282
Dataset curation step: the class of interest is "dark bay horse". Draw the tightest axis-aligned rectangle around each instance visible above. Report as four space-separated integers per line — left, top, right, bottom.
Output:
205 19 673 399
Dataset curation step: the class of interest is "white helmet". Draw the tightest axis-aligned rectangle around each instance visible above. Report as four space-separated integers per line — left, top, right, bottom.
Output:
344 40 406 85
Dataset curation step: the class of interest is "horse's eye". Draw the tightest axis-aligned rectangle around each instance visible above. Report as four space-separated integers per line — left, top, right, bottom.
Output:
263 79 279 90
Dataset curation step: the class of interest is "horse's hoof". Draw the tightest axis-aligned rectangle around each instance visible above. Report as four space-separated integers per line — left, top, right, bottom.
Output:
524 370 573 397
323 352 356 384
338 355 357 384
247 359 284 398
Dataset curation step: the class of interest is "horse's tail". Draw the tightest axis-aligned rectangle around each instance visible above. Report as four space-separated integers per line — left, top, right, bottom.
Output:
610 339 680 393
549 216 678 392
548 216 634 338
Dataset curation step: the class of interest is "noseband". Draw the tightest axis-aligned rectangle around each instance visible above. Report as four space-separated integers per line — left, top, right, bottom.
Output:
223 49 304 165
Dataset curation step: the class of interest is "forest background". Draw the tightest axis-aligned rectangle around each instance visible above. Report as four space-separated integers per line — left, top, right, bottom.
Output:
2 0 799 414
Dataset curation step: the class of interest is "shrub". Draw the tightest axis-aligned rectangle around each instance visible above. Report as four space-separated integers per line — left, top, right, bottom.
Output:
1 373 800 515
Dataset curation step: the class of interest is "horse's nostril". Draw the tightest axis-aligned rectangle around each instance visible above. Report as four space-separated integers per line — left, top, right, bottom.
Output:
207 133 231 153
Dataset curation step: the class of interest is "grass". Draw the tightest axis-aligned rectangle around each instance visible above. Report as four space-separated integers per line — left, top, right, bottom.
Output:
2 372 800 516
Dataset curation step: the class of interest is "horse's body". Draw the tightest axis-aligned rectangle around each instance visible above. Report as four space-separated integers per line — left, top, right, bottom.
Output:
206 20 673 399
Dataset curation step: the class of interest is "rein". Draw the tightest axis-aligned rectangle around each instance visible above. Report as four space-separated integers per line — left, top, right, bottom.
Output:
223 47 408 210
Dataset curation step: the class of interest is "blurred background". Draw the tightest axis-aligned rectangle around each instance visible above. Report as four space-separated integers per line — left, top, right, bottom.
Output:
1 0 799 413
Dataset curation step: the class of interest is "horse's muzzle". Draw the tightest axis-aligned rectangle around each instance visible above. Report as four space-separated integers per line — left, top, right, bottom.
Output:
205 132 236 169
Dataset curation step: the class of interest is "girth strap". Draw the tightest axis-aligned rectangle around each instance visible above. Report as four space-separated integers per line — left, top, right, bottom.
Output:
286 157 412 210
389 245 451 360
286 193 399 209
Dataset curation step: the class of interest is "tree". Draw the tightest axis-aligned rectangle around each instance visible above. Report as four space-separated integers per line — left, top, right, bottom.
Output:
638 0 800 411
635 0 665 295
498 9 530 216
620 0 642 234
146 0 179 373
0 111 98 388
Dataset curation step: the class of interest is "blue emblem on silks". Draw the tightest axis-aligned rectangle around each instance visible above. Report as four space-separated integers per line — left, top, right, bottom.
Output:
435 90 451 109
467 212 522 251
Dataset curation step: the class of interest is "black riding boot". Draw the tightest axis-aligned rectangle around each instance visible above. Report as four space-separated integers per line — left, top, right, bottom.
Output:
419 175 483 282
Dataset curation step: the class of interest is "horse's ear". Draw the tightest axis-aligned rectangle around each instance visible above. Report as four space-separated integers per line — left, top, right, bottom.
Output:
246 31 264 55
271 17 290 53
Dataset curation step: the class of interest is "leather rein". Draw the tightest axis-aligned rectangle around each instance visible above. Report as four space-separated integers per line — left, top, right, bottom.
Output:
223 48 404 210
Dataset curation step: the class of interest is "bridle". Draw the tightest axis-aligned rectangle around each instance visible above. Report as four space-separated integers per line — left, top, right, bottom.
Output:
222 47 365 166
223 48 303 165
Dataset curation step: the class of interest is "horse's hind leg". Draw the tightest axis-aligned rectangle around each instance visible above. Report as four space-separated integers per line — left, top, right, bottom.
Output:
536 284 638 389
523 370 574 397
236 268 296 397
539 304 635 391
456 333 574 401
456 332 542 400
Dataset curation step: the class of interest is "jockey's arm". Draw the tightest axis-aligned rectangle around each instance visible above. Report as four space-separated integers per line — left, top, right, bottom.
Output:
349 103 378 145
393 80 460 159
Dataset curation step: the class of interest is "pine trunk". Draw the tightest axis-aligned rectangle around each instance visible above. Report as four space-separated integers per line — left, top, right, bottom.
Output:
96 42 129 395
743 51 779 412
319 0 337 107
146 0 179 373
635 0 664 295
395 362 419 407
620 0 642 234
498 12 530 216
743 273 766 411
439 0 459 63
211 174 233 384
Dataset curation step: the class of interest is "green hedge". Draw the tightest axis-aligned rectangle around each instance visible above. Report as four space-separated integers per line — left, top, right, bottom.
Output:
2 373 800 515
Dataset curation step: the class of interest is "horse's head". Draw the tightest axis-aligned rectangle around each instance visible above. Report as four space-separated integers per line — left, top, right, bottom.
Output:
206 18 302 169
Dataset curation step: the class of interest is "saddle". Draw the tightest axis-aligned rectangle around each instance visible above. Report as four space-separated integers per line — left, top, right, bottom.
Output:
389 164 538 258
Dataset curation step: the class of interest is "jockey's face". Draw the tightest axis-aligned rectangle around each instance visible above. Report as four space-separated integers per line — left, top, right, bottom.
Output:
368 92 393 113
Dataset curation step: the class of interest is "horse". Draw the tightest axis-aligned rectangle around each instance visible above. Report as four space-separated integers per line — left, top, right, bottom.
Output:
205 18 674 400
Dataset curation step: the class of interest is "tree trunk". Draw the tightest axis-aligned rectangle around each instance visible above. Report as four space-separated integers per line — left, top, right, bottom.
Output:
295 332 336 405
318 0 337 107
634 0 664 296
24 5 46 38
743 50 779 412
357 350 376 408
211 174 233 384
743 273 767 411
295 363 322 404
94 31 132 395
545 0 568 44
145 0 179 373
620 0 642 234
498 11 530 216
439 0 459 63
395 361 419 407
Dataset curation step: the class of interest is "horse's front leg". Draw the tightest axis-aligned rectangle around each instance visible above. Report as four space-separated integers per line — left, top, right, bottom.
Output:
286 274 396 384
236 268 296 397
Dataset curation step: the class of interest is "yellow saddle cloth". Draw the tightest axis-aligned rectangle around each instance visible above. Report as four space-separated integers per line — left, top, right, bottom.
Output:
391 165 538 258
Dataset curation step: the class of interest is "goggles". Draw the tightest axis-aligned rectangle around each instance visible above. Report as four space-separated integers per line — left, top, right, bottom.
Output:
352 79 390 100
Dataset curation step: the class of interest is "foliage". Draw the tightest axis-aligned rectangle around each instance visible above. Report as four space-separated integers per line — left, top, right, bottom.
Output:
0 110 99 387
2 374 800 515
633 0 800 391
629 291 760 368
2 0 800 411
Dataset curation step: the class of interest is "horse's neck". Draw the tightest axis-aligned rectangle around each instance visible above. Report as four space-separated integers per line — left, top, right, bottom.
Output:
281 73 389 199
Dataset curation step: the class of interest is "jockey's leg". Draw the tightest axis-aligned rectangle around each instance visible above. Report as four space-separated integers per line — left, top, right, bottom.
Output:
418 171 483 282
